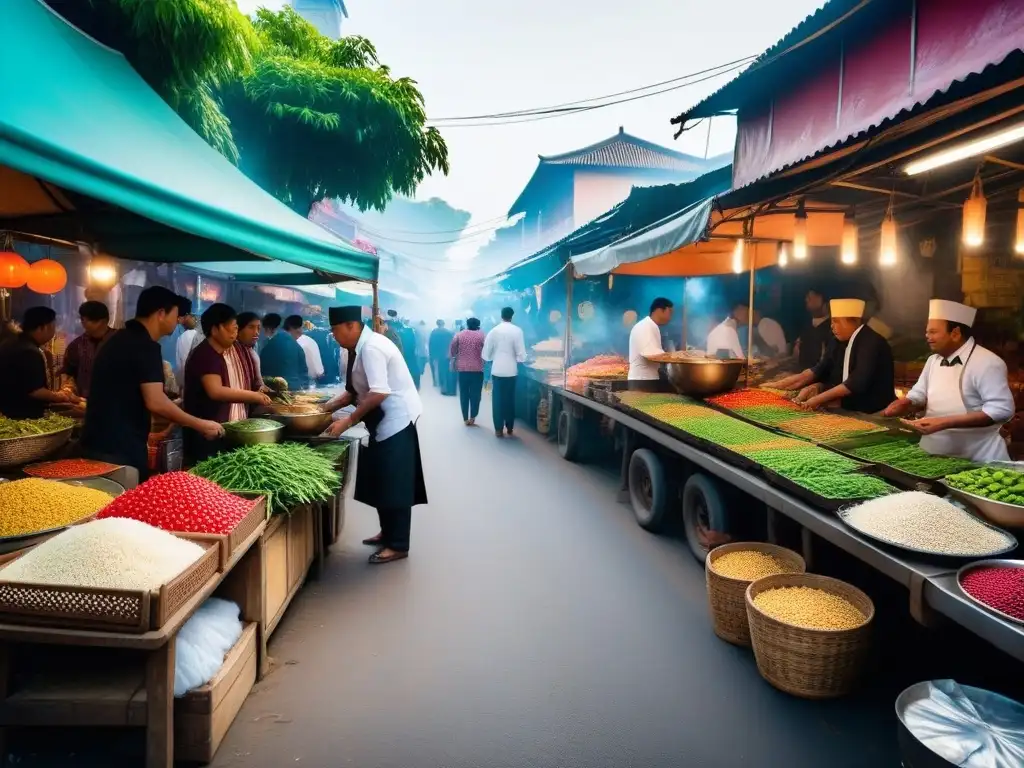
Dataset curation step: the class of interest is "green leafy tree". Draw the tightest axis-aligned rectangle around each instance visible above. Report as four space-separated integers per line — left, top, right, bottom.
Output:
224 7 448 214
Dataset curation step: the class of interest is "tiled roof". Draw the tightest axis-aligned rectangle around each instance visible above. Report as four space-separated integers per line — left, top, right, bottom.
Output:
540 128 707 172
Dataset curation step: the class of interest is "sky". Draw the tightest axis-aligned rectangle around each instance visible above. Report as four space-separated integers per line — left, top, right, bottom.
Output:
236 0 824 258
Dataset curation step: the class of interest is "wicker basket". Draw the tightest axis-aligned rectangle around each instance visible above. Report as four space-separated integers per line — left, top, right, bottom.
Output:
745 573 874 699
175 495 268 571
0 428 73 469
705 543 805 647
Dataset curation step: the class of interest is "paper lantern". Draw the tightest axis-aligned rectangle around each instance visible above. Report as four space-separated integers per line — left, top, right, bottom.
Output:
777 243 789 268
731 239 745 274
26 259 67 294
879 211 898 267
0 250 30 289
1015 189 1024 257
793 203 808 260
841 215 859 265
87 256 118 287
961 175 986 248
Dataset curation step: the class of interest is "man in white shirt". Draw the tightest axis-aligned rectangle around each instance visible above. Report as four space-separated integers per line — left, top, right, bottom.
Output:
175 311 199 383
325 306 426 565
732 302 787 358
706 312 745 359
482 306 527 438
285 314 324 388
628 297 674 387
884 299 1013 461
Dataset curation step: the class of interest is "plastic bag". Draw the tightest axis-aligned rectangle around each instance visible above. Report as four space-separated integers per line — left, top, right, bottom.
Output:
174 597 244 697
901 679 1024 767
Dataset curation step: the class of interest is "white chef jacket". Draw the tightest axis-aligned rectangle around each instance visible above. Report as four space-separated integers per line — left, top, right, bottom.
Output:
296 334 324 380
351 326 422 442
707 319 744 359
907 341 1014 424
483 322 526 378
756 317 787 356
628 316 664 380
842 324 866 381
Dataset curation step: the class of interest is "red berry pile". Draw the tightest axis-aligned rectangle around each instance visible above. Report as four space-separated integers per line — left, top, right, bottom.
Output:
97 472 253 535
960 565 1024 621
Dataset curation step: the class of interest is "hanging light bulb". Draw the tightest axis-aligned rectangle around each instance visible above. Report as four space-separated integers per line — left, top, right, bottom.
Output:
793 200 808 260
732 239 745 274
841 212 858 265
778 242 789 268
962 172 987 248
880 204 898 267
1015 189 1024 257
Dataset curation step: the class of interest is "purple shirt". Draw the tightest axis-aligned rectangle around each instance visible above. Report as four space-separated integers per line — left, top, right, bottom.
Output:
62 329 113 398
449 329 486 373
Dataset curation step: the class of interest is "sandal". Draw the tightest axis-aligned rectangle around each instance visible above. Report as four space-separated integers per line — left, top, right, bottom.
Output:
369 550 409 565
362 533 383 546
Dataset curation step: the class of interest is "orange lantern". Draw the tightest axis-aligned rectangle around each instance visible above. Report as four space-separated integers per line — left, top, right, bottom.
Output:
27 259 68 294
0 250 30 289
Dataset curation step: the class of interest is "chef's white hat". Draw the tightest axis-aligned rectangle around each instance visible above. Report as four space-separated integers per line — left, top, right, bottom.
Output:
929 299 977 327
830 298 866 318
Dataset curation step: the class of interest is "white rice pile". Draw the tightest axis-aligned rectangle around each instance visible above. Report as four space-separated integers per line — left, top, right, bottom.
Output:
1 518 205 590
844 491 1012 555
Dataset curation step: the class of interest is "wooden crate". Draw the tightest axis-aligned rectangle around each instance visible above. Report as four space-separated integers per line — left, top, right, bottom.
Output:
263 505 316 638
177 495 269 572
174 622 258 764
0 541 219 633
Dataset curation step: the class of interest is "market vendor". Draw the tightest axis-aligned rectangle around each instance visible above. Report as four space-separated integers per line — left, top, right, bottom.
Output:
706 308 744 359
0 307 76 419
733 302 787 358
883 300 1013 462
628 297 673 387
82 286 224 478
183 303 272 463
62 300 114 399
323 305 426 565
771 298 895 414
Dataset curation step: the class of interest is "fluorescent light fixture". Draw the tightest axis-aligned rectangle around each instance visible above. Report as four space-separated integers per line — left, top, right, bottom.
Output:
905 123 1024 175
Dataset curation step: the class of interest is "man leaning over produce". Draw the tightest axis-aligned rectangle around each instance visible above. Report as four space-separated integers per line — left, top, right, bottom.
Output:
0 306 77 419
770 298 895 415
82 286 224 480
883 300 1013 462
323 305 426 565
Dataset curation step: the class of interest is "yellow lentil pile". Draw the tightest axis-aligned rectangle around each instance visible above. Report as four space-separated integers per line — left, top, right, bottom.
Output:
0 479 113 537
711 550 791 581
753 586 865 630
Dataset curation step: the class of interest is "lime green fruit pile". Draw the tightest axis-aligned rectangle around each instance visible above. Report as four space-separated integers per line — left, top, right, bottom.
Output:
946 467 1024 505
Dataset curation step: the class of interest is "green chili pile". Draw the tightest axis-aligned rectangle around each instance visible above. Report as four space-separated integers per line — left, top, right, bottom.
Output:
224 418 283 433
848 439 976 479
743 447 864 478
793 473 894 500
0 413 75 439
192 442 340 514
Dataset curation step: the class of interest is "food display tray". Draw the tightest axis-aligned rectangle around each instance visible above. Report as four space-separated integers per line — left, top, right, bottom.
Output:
835 503 1018 562
823 434 948 492
956 559 1024 626
175 494 268 571
22 459 122 480
761 466 890 513
0 539 219 633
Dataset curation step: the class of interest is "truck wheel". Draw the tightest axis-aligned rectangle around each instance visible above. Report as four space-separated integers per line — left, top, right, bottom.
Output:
557 409 581 462
628 449 668 531
682 474 733 563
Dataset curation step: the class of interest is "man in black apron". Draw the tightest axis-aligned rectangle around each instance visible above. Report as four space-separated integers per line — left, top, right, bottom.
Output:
324 306 427 565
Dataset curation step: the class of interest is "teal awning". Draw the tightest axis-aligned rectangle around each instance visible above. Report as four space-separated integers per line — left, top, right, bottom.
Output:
0 0 377 283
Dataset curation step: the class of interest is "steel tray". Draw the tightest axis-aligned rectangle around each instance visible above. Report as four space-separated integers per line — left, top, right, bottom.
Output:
956 559 1024 626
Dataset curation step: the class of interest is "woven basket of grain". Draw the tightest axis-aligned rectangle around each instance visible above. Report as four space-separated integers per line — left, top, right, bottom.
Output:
705 543 805 647
745 573 874 699
0 428 73 469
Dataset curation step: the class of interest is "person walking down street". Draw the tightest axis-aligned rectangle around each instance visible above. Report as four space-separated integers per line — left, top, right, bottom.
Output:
429 320 453 388
449 317 486 426
483 306 526 438
324 306 426 565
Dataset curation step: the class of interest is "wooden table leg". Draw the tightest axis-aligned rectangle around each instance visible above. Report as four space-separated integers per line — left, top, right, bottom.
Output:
145 642 175 768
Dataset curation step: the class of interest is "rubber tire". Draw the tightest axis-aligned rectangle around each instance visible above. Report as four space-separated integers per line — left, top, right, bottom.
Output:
681 473 732 563
628 448 669 532
557 408 582 462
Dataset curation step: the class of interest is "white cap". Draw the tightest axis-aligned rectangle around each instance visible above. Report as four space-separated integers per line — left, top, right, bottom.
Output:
929 299 976 327
830 298 866 318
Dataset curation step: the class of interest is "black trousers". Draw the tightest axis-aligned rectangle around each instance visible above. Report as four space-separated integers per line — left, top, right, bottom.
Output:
491 375 517 432
378 506 412 552
458 371 484 420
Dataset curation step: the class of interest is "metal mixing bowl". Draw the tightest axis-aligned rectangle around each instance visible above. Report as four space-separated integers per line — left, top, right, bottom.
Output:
662 359 745 397
942 482 1024 528
270 410 335 436
224 421 285 446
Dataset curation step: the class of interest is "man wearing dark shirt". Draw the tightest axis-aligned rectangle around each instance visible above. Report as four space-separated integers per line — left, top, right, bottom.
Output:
62 300 114 399
82 286 224 477
0 307 73 418
795 288 832 370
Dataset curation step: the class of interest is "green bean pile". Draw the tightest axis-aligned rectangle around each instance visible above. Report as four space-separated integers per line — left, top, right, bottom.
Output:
224 418 283 433
743 447 864 478
848 439 976 479
192 442 340 514
314 441 350 463
0 413 75 439
792 473 894 501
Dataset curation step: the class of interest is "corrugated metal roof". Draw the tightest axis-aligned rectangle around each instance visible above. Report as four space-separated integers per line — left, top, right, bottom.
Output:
541 128 707 172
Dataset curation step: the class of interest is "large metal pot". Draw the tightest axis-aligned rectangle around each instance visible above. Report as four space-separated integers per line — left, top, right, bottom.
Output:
662 359 745 397
224 421 285 447
269 409 334 436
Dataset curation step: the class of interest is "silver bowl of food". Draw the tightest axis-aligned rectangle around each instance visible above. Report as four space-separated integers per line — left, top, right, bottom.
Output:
651 355 745 397
57 477 126 497
267 405 334 436
941 482 1024 529
223 418 285 446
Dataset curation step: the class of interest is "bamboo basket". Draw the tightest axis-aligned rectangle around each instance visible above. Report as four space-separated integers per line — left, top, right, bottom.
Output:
705 543 805 647
0 427 73 469
745 573 874 699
